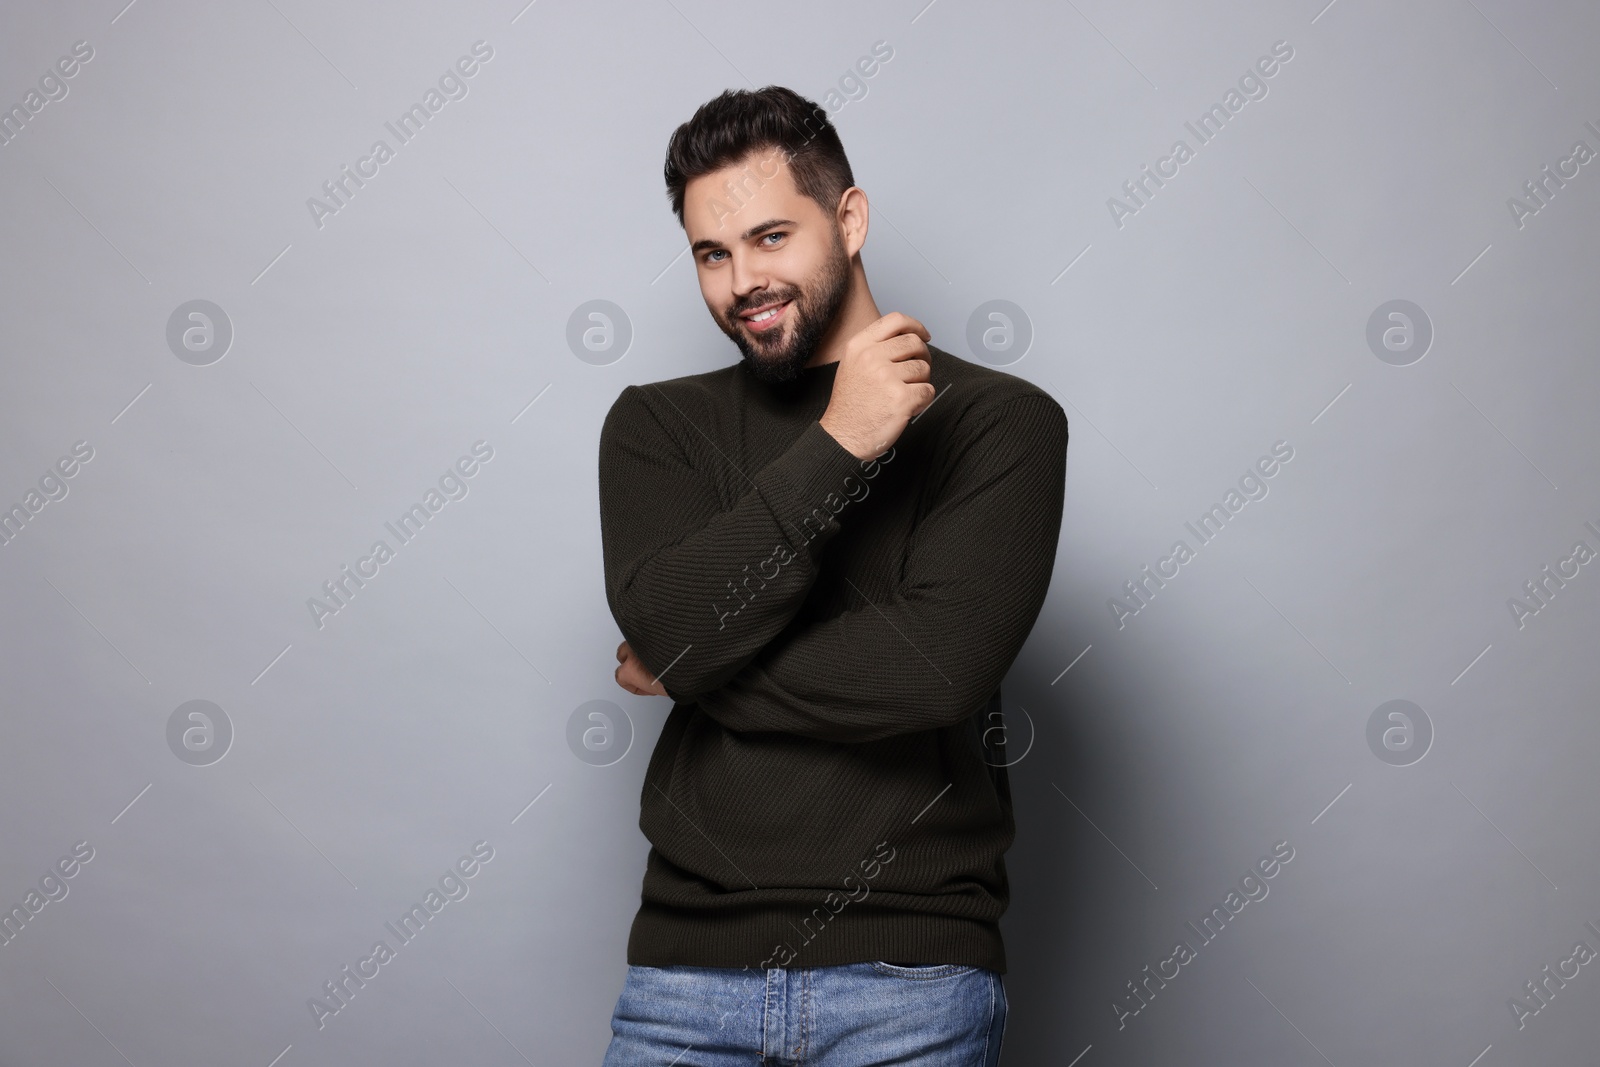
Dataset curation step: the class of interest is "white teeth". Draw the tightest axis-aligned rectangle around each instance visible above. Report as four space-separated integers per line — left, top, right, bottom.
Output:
748 304 783 322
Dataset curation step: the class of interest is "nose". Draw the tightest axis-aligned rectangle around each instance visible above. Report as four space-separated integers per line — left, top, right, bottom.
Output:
728 253 768 306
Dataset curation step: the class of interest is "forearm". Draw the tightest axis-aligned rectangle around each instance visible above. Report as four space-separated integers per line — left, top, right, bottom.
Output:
693 394 1068 741
692 526 1059 741
600 387 875 699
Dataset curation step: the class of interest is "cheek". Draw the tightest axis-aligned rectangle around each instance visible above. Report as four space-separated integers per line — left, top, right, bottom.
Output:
699 280 728 313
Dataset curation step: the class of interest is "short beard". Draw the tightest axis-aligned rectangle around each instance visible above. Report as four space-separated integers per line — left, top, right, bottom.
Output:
719 231 852 387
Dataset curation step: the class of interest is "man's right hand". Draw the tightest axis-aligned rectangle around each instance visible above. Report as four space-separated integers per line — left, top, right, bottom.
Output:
819 312 936 461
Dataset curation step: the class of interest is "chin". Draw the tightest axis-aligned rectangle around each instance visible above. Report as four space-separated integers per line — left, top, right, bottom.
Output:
740 343 809 384
743 356 799 384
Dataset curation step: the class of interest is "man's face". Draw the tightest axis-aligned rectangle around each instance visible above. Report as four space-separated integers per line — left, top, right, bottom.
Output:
683 149 852 385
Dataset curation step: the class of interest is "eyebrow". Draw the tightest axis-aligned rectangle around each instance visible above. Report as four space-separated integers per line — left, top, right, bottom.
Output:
690 218 797 255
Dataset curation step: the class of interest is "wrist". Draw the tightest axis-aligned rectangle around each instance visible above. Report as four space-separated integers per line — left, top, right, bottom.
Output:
818 414 869 462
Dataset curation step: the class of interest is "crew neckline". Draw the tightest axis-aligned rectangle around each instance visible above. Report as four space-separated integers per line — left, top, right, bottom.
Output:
740 356 839 395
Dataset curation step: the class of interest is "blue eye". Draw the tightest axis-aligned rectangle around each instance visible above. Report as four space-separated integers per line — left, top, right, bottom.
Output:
701 233 785 264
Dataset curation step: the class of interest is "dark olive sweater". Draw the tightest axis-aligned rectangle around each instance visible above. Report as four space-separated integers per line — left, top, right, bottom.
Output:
597 342 1068 975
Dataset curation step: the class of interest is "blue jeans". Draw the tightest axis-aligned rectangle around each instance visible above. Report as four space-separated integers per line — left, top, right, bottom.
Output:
602 961 1007 1065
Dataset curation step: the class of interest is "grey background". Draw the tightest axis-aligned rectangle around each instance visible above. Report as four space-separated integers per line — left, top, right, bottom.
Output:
1 0 1597 1063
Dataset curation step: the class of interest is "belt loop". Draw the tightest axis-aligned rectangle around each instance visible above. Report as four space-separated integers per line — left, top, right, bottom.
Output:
762 967 786 1060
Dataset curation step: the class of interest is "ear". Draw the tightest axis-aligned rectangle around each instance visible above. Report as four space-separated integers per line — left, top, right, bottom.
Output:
837 186 869 258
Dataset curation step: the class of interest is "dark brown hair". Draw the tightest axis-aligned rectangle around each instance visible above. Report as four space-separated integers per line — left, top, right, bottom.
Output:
663 86 855 229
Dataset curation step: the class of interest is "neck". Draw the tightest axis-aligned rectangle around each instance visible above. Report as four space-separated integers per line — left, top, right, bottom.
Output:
804 258 881 369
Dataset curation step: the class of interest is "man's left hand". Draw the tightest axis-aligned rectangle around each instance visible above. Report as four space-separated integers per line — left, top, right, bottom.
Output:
615 641 668 697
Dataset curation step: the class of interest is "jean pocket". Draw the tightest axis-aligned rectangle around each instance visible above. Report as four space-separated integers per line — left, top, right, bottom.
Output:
869 961 980 980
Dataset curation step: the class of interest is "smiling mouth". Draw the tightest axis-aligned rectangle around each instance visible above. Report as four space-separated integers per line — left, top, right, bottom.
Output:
739 300 791 333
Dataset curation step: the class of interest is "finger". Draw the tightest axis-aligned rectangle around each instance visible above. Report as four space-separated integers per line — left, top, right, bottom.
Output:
892 357 931 382
858 312 930 347
882 337 930 367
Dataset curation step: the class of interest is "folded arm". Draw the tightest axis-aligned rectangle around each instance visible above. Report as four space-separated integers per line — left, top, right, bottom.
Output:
691 393 1069 743
598 383 872 700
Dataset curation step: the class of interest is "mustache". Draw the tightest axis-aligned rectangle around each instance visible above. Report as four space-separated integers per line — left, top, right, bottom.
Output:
730 291 800 317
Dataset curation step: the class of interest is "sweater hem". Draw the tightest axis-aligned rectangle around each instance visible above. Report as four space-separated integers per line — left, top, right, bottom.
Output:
624 899 1008 974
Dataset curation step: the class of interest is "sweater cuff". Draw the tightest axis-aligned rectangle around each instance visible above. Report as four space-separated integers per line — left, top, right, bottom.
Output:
758 420 869 554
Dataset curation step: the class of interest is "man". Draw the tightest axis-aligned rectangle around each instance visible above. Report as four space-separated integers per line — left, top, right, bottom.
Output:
597 85 1067 1065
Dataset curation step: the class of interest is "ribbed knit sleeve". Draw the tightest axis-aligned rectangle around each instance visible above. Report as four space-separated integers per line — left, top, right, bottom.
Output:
598 383 867 699
690 393 1068 742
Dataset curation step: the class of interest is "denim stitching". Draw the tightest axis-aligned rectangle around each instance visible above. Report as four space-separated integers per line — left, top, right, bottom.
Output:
870 961 978 980
799 966 812 1063
979 972 998 1067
